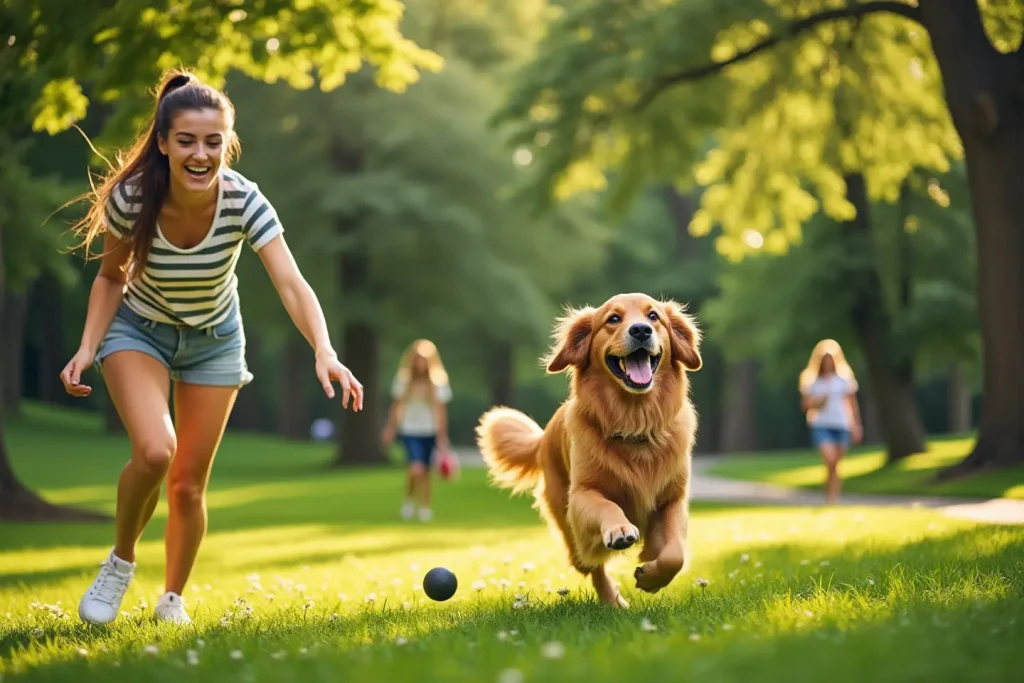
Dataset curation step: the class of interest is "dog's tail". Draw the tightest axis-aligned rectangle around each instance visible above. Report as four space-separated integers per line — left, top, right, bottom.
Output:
476 406 543 495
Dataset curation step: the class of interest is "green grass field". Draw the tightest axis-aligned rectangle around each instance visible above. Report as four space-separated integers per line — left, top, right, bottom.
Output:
2 404 1023 682
707 436 1024 501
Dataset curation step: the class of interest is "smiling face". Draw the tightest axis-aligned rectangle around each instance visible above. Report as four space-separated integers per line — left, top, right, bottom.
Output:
157 108 231 197
544 293 702 396
597 296 668 393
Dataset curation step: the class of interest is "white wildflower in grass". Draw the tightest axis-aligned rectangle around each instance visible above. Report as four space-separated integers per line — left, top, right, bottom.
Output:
867 578 875 586
522 562 535 572
557 587 570 597
740 554 750 563
499 579 512 591
510 630 519 636
296 583 307 593
820 560 830 567
338 593 350 601
196 639 206 648
186 649 199 666
754 561 762 568
365 593 377 603
143 644 159 655
411 584 422 593
689 633 702 641
518 581 527 589
640 618 658 632
497 631 510 642
31 628 43 638
271 651 286 660
800 559 810 566
395 636 408 646
804 610 814 618
696 577 710 588
472 580 487 592
503 556 513 565
498 668 524 683
76 648 88 657
410 563 420 572
392 578 403 586
299 647 309 656
230 650 243 660
541 641 565 659
721 624 734 631
402 601 412 610
489 578 498 586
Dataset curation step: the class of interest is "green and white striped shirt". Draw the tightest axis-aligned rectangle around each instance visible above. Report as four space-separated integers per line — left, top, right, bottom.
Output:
106 168 283 329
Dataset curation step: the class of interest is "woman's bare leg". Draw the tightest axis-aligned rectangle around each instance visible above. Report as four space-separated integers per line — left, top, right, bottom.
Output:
163 381 238 595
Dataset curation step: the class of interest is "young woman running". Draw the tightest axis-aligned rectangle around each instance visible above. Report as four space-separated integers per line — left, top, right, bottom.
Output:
60 69 364 625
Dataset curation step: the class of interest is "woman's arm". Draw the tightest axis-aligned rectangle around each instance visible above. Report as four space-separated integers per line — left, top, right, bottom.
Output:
60 232 130 397
256 235 363 410
846 393 863 443
434 401 450 450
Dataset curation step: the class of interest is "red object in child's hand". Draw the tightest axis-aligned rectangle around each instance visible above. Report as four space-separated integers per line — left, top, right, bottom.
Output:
437 448 459 480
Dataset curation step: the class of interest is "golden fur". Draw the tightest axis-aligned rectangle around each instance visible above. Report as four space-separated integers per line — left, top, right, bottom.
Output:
476 293 703 607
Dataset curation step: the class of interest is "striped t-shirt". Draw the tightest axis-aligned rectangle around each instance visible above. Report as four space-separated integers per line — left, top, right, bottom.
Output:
105 167 283 329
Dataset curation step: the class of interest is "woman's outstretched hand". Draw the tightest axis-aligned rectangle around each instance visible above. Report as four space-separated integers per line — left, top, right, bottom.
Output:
315 349 363 411
60 347 96 398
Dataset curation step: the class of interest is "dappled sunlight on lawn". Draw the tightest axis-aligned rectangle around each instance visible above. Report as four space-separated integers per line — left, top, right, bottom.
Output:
712 436 1024 500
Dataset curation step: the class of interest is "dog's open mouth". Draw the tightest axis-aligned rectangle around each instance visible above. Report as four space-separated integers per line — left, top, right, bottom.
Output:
606 349 660 391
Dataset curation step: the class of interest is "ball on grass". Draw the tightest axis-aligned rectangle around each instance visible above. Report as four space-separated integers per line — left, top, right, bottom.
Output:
422 567 458 601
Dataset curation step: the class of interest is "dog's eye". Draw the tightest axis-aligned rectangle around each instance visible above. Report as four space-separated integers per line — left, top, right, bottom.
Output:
608 314 621 325
647 311 659 322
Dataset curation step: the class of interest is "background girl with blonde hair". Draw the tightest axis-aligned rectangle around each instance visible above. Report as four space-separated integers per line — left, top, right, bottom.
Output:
799 339 863 504
381 339 452 521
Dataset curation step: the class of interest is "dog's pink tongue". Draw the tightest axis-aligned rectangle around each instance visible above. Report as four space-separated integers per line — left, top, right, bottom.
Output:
624 356 652 384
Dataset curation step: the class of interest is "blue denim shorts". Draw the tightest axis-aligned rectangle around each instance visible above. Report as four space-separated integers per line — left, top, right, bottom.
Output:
400 434 437 467
810 426 851 448
94 301 253 387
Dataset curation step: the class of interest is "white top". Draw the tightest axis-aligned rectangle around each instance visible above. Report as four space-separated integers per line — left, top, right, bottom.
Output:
106 168 283 328
391 375 452 436
806 374 858 430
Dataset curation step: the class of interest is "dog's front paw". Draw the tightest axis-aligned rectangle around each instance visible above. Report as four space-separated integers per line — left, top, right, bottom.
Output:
633 556 683 593
603 523 640 550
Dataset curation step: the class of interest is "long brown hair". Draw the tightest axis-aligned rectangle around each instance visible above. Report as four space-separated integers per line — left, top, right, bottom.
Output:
69 68 239 279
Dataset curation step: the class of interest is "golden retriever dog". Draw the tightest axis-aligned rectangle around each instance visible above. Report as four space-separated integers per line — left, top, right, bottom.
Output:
476 293 702 607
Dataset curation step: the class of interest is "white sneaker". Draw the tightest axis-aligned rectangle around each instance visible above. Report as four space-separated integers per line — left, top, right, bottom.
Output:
154 591 191 624
418 507 433 522
78 549 135 624
401 500 415 521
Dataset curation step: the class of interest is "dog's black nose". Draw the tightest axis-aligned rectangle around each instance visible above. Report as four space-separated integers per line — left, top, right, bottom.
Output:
628 323 653 341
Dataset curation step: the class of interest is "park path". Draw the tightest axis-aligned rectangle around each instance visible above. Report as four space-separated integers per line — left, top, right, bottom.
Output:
452 448 1024 526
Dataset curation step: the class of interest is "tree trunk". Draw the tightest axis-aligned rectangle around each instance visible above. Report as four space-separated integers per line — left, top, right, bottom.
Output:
718 358 758 453
661 185 699 257
842 173 927 462
859 381 883 445
920 1 1024 475
330 138 384 467
277 333 312 439
0 221 109 522
948 361 973 433
486 340 516 408
1 288 28 413
33 273 66 405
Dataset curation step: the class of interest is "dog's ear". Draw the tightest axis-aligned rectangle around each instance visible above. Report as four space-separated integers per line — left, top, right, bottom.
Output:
543 305 596 374
661 300 702 371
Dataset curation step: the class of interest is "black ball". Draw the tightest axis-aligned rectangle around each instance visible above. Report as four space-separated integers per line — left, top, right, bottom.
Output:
422 567 458 601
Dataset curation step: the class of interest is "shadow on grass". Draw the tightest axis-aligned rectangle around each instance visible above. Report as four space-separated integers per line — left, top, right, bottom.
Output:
3 523 1021 683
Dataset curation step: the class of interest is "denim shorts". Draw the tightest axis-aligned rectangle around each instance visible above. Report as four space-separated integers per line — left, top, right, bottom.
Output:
810 426 851 448
400 434 437 467
94 301 253 387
